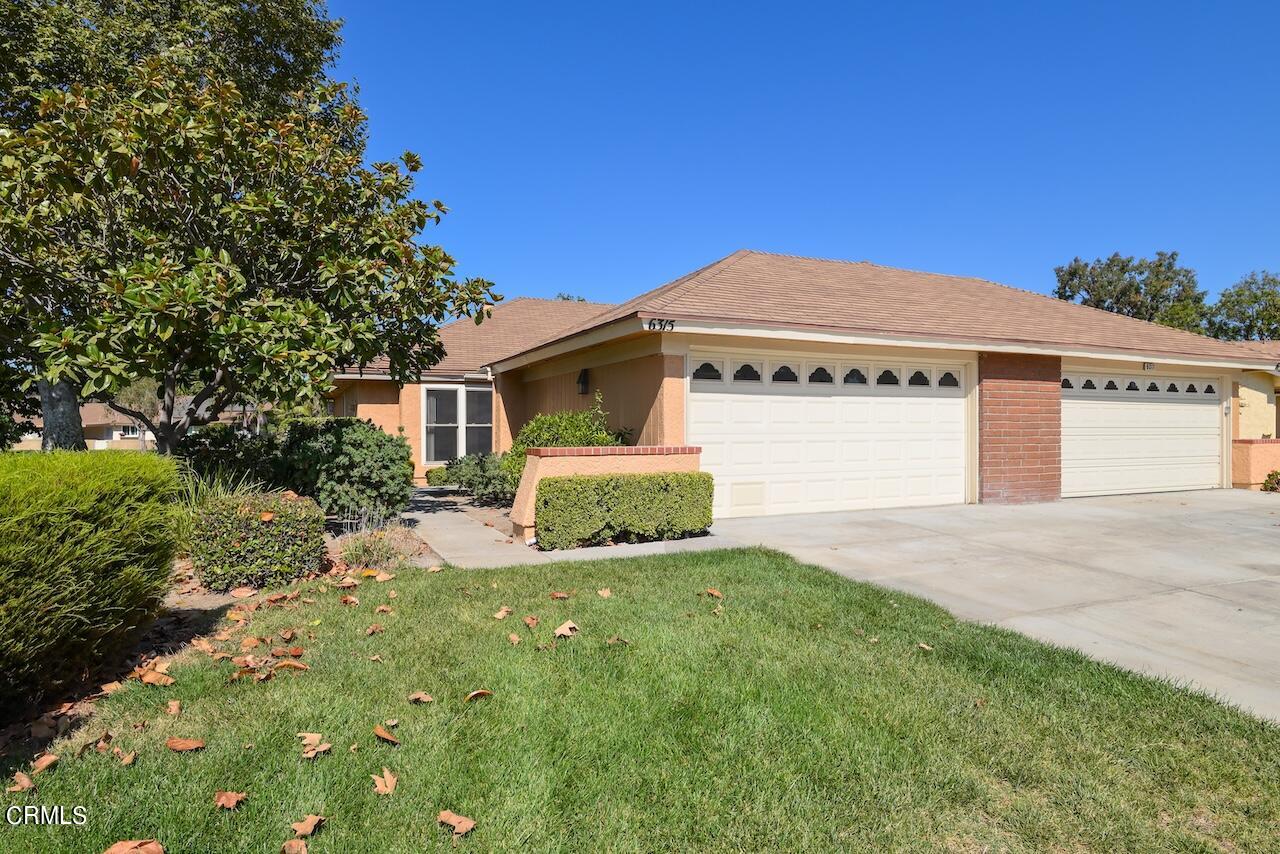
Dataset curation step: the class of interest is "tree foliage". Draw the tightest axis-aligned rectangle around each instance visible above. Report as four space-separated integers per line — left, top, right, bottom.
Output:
1208 272 1280 341
1053 251 1207 333
0 61 495 451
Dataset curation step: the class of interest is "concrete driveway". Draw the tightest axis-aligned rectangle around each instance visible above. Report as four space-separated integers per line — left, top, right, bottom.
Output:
711 490 1280 722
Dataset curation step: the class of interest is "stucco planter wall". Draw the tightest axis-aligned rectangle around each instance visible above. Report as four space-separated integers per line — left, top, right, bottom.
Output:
1232 438 1280 489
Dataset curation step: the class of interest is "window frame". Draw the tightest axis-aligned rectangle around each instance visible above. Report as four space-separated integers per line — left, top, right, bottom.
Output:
420 383 494 465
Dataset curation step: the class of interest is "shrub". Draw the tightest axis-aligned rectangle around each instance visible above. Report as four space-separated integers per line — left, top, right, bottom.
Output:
1263 470 1280 492
337 525 425 571
190 492 325 592
0 451 179 719
498 393 624 498
425 465 455 486
446 452 513 503
276 418 415 519
175 422 278 481
535 471 714 550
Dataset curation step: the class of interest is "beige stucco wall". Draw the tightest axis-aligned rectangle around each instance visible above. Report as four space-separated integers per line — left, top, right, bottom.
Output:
329 379 429 481
509 448 702 538
495 336 685 451
1234 372 1278 439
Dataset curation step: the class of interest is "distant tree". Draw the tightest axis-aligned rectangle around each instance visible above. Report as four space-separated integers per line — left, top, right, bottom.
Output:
0 0 341 448
0 62 494 453
1208 272 1280 341
111 379 160 448
1054 251 1207 333
556 292 588 302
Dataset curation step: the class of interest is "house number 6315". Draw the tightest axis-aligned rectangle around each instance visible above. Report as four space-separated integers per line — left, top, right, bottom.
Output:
647 318 675 331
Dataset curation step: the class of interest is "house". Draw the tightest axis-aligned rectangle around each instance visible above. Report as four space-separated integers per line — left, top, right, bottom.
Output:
328 297 612 480
13 399 267 451
488 249 1280 517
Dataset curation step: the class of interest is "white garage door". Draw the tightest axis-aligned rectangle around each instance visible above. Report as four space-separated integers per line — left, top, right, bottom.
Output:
687 354 968 518
1061 373 1223 498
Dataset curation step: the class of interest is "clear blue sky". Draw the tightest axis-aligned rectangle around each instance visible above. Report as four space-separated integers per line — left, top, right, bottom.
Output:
329 1 1279 304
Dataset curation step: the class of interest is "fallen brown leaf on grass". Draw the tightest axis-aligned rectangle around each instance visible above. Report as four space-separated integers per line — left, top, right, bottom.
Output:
336 577 359 589
554 620 579 639
100 680 123 695
279 629 296 641
94 731 114 753
597 588 612 598
375 605 393 615
373 724 400 745
140 669 175 687
114 748 136 766
241 636 262 650
550 591 570 600
366 623 384 636
281 839 307 853
408 692 434 704
705 588 724 599
297 733 331 759
164 699 182 716
917 643 934 652
230 586 257 599
259 511 275 523
606 635 629 646
215 790 247 809
368 655 382 662
427 565 443 573
339 595 359 607
464 689 493 703
103 841 165 854
387 590 398 598
523 615 539 628
438 809 476 837
493 606 513 620
374 571 395 583
191 637 216 654
165 738 204 753
291 814 325 837
371 766 397 795
226 609 249 623
288 646 304 657
507 633 520 646
31 753 57 774
273 660 310 672
6 771 33 793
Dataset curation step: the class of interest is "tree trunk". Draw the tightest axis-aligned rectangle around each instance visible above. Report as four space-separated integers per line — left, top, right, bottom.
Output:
37 379 86 451
137 422 148 450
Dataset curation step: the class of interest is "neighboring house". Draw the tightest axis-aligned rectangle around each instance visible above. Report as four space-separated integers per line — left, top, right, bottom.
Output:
488 249 1280 518
14 399 267 451
328 297 612 480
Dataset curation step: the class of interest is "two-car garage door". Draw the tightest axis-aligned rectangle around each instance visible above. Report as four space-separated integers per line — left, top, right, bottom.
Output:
687 353 968 518
1060 372 1224 497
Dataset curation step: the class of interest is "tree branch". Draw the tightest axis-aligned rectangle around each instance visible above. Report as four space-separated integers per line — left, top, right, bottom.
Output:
105 400 160 438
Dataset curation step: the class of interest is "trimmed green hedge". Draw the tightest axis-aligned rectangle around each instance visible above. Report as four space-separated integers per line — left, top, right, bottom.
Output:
190 492 326 592
535 472 714 551
498 392 623 499
425 465 455 486
0 451 179 719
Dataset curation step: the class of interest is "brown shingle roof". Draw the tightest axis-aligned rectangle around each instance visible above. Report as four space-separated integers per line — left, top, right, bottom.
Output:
1229 340 1280 361
345 297 613 379
512 250 1272 366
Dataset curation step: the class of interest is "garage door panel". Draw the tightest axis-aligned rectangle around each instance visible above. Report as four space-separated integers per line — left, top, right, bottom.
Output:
691 355 968 517
1062 374 1222 498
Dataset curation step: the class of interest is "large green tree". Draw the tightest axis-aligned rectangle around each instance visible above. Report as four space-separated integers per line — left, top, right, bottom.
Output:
0 0 341 447
1053 251 1208 333
0 61 494 452
1208 271 1280 341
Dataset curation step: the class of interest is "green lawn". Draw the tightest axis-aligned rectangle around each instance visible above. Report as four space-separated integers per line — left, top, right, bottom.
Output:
5 548 1277 852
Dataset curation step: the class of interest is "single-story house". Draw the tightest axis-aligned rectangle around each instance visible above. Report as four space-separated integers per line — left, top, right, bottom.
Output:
14 399 267 451
328 297 612 480
488 249 1280 517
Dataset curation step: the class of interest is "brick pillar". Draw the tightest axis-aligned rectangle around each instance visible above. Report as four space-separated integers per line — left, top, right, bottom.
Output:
978 353 1061 504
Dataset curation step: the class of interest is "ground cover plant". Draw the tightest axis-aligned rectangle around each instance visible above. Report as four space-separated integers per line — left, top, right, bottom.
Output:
3 549 1276 852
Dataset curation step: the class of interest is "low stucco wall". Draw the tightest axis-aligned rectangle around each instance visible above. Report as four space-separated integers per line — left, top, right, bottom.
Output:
510 446 702 540
1232 439 1280 489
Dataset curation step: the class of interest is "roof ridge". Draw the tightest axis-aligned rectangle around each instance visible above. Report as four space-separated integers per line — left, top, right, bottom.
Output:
647 249 754 312
742 249 1230 350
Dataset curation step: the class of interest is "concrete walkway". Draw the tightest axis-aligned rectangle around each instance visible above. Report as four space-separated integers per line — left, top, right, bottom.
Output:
711 490 1280 722
404 490 742 568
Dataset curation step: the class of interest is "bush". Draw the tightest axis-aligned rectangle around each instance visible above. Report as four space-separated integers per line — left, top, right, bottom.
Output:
190 492 325 592
534 471 714 551
425 466 455 486
176 417 415 520
1263 470 1280 492
337 525 425 571
446 452 513 503
498 393 624 499
173 463 268 555
278 418 415 519
0 451 179 719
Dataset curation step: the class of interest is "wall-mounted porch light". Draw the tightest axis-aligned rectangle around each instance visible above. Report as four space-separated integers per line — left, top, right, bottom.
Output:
576 368 590 395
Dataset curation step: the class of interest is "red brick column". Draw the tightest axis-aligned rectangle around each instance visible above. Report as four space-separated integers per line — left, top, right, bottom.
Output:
978 353 1062 503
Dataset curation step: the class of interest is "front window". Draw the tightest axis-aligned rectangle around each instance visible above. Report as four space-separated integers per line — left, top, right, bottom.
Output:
466 388 492 455
424 390 459 462
120 425 140 438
